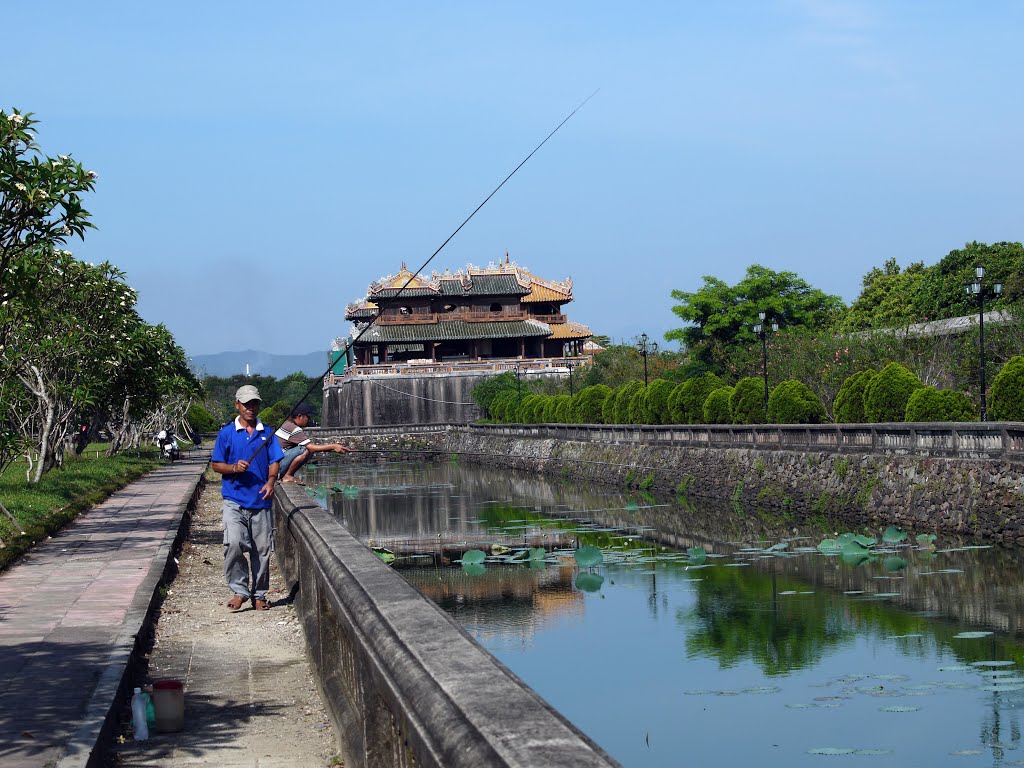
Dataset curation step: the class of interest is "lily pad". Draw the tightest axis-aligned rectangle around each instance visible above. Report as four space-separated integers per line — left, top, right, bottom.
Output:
462 563 486 576
817 539 841 553
460 549 486 565
916 533 937 545
528 547 546 561
884 557 908 572
854 534 877 547
972 660 1015 667
372 547 396 565
575 572 604 592
574 545 604 568
883 526 908 543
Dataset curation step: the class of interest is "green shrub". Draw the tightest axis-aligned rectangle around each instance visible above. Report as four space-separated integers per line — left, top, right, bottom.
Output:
731 377 767 424
863 362 924 422
703 386 734 424
602 386 620 423
187 403 219 433
491 391 519 422
529 395 550 423
627 386 649 424
666 383 687 423
904 387 975 422
677 373 725 424
992 355 1024 421
767 379 826 424
541 396 561 423
516 394 542 423
258 400 290 427
613 381 644 424
644 379 676 424
572 385 612 424
552 395 573 423
472 372 519 416
834 369 876 423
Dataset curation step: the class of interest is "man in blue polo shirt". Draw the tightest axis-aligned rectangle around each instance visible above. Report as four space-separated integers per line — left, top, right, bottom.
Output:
211 384 285 611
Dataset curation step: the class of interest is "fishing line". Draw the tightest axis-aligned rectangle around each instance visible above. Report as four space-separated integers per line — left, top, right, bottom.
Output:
320 447 663 472
364 377 475 405
244 91 598 463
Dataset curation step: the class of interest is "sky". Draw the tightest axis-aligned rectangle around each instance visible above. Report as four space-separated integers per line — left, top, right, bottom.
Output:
7 1 1024 358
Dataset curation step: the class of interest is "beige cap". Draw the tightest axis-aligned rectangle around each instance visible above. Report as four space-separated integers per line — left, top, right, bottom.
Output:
235 384 262 403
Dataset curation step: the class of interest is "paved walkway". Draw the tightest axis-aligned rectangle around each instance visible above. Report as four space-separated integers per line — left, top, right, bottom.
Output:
0 450 209 768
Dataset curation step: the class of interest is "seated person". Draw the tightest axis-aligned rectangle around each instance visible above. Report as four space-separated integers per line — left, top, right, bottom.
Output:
274 403 350 484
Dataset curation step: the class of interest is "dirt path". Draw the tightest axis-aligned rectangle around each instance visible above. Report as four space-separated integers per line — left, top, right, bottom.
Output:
114 470 339 767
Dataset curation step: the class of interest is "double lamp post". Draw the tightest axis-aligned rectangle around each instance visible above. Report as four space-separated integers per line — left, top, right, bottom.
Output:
966 265 1002 422
753 311 778 416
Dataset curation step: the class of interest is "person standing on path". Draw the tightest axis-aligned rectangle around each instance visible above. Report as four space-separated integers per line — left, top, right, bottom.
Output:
210 384 285 611
275 402 350 485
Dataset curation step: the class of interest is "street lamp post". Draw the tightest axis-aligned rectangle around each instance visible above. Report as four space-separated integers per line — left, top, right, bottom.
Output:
965 265 1003 421
636 333 658 386
753 312 779 417
566 359 575 396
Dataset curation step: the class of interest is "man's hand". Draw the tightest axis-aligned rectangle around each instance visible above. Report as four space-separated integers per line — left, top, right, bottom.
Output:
333 444 351 454
233 459 250 473
259 479 276 500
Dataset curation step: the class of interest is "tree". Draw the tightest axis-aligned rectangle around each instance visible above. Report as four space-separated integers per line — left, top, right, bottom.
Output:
554 395 573 423
767 380 826 424
904 387 974 422
991 356 1024 422
644 379 676 424
675 373 725 424
703 386 734 424
472 372 519 418
666 265 845 373
259 400 291 428
601 386 619 423
571 385 612 424
837 258 927 331
730 377 767 424
833 370 876 423
187 403 219 433
627 386 648 424
911 241 1023 321
863 362 924 423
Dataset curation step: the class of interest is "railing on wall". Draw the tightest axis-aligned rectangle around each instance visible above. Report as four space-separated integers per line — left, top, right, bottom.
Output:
324 355 590 386
310 421 1024 462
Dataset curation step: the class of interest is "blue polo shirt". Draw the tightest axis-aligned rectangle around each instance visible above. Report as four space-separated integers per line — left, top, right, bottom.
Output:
212 417 285 509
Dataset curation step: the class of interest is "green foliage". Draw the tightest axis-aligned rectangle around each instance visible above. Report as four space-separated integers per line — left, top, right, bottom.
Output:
703 386 734 424
201 373 321 424
666 264 845 372
730 377 767 424
639 471 655 490
676 372 725 424
601 386 619 423
767 379 826 424
524 394 549 423
571 385 612 424
904 387 975 422
833 369 876 423
644 379 676 424
554 395 573 423
515 394 541 423
490 390 519 422
991 356 1024 421
837 258 927 332
911 241 1023 321
626 385 648 424
613 381 644 424
676 474 696 495
863 362 924 422
472 372 519 417
186 403 219 433
258 400 291 428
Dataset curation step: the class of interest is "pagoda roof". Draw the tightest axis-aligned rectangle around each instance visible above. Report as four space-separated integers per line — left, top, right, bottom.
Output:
357 319 551 344
344 299 379 321
546 320 593 340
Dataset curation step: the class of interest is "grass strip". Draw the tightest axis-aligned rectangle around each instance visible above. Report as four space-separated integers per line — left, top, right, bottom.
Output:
0 446 162 572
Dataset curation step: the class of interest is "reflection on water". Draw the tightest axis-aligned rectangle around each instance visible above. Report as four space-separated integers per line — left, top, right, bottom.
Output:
313 461 1024 767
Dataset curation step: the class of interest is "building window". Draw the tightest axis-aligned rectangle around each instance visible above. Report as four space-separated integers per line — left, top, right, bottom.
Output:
443 303 456 313
400 305 412 315
490 302 502 313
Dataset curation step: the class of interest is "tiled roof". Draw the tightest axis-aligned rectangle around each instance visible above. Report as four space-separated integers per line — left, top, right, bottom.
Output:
344 300 379 320
546 320 592 340
522 284 572 304
438 273 530 296
357 320 551 344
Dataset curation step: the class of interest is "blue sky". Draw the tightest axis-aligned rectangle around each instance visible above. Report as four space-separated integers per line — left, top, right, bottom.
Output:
8 1 1024 357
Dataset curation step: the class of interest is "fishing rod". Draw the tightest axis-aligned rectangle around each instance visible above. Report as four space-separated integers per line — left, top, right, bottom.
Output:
314 447 665 472
244 91 599 464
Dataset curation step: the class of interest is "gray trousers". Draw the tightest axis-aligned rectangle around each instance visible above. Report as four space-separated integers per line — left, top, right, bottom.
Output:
222 499 274 599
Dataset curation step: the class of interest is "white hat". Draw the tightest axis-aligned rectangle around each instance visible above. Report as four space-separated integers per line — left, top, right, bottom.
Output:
235 384 262 402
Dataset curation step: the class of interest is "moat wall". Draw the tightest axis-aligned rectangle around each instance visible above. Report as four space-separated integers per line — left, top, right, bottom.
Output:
322 375 484 427
308 422 1024 543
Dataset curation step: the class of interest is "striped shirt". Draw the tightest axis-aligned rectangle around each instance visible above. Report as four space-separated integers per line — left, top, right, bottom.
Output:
275 420 312 451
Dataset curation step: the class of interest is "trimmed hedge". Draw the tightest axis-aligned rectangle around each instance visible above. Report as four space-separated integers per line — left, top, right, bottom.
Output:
703 386 734 424
613 381 644 424
572 385 612 424
602 386 619 423
676 373 725 424
904 387 975 422
666 383 687 423
992 355 1024 421
491 391 519 422
645 379 676 424
627 386 649 424
834 369 876 423
767 379 826 424
554 395 573 423
731 377 767 424
863 362 924 423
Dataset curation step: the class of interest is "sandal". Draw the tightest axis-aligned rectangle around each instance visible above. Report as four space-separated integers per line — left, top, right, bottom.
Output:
227 595 245 611
253 598 271 610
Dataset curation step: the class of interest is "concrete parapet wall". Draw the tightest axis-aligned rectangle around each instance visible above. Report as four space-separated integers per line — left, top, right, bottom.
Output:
442 424 1024 543
273 488 621 768
322 374 485 427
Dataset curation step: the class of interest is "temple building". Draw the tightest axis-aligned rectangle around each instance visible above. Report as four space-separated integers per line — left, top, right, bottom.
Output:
322 257 593 427
338 257 592 368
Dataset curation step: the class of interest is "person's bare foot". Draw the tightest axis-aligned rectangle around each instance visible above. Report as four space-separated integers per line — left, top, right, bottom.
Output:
281 476 304 485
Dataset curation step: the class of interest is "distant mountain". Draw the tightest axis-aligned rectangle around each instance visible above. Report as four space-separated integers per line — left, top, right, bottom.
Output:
189 349 329 378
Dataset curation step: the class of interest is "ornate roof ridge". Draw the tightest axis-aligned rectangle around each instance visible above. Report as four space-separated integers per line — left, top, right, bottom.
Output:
368 258 570 296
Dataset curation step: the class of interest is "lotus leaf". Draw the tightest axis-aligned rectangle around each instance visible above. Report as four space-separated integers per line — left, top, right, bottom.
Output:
884 557 908 572
883 526 908 543
372 547 396 565
462 563 486 576
574 545 604 568
528 547 546 561
461 549 486 565
575 572 605 592
817 539 841 553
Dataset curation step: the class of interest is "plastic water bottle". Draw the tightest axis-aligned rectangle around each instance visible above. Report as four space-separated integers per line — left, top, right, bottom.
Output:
131 687 149 740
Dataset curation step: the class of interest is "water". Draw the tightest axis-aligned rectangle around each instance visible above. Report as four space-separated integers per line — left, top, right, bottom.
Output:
312 460 1024 767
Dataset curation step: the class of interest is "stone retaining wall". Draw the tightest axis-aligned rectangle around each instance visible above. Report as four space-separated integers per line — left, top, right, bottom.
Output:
273 487 620 768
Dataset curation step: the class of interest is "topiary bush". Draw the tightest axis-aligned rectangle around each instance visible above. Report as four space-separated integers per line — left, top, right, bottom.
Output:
490 391 518 422
644 379 676 424
528 395 550 423
187 403 219 433
258 400 290 428
572 384 612 424
554 395 573 423
666 382 687 423
677 372 725 424
627 386 649 424
863 362 924 423
703 386 734 424
602 386 620 423
613 380 644 424
904 387 975 422
992 355 1024 421
541 396 561 423
730 377 767 424
834 369 876 423
515 394 541 423
767 379 826 424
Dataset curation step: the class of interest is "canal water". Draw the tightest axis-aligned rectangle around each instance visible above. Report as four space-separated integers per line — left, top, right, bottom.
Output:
312 460 1024 767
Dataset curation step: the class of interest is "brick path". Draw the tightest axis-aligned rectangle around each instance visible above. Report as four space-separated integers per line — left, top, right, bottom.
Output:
0 451 208 768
